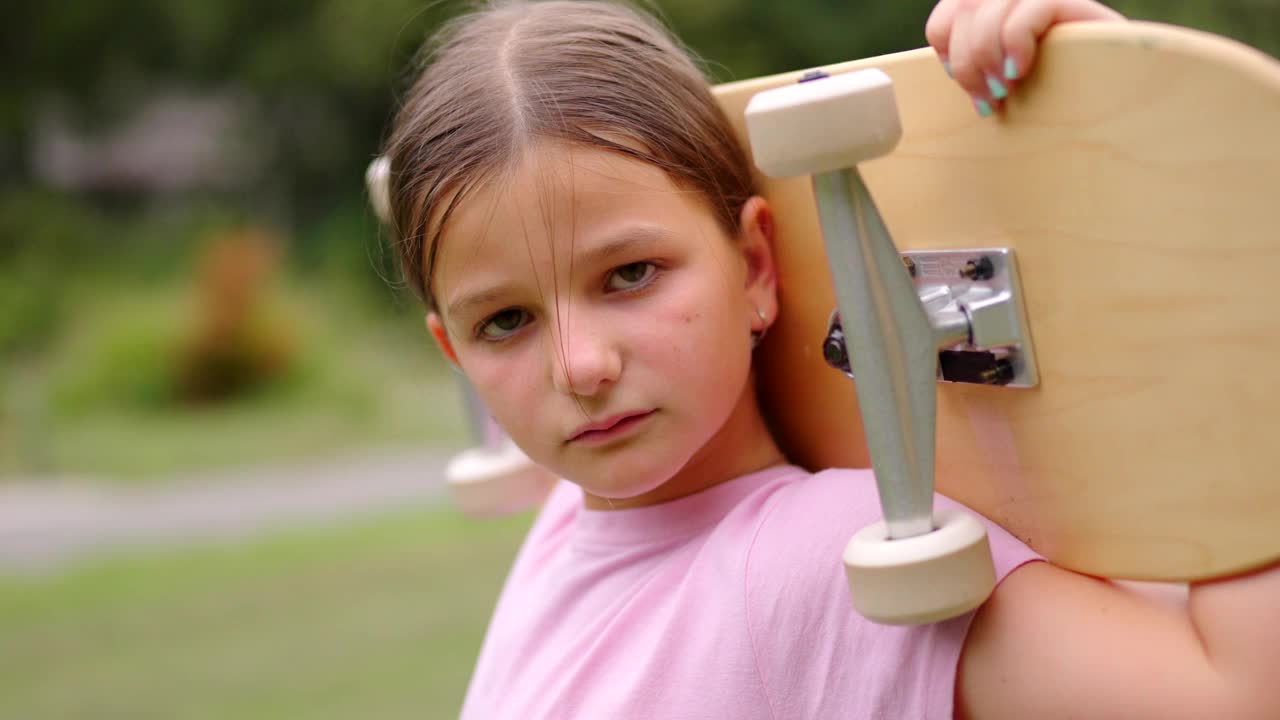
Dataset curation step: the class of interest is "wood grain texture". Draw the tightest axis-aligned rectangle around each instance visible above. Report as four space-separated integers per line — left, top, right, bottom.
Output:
715 22 1280 581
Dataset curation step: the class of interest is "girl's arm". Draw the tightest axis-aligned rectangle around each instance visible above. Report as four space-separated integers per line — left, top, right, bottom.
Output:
957 561 1280 719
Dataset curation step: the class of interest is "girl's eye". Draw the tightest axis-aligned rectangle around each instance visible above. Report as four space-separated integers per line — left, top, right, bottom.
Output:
605 261 656 291
478 308 529 340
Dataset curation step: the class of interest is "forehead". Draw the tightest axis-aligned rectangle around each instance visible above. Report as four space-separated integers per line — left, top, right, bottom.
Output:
432 140 716 302
448 140 688 240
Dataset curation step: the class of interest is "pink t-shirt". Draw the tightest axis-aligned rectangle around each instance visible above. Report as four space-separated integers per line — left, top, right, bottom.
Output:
460 465 1041 719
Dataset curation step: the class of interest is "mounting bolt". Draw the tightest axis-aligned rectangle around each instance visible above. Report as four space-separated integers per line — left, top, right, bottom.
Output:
823 335 848 369
979 358 1016 385
960 256 994 281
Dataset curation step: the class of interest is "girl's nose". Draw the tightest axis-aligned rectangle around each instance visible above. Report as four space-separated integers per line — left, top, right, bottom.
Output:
550 322 621 398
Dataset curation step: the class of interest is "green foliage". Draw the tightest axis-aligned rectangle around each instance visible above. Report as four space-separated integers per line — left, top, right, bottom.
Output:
0 257 65 357
0 278 464 480
46 282 341 416
0 189 255 360
661 0 941 81
49 300 183 413
0 190 100 356
305 199 407 308
1111 0 1280 59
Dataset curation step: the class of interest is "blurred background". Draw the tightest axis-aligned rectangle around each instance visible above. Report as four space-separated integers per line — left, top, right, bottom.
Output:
1 1 1276 717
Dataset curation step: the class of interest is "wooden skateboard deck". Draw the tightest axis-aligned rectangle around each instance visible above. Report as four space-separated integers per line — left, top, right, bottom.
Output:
715 22 1280 582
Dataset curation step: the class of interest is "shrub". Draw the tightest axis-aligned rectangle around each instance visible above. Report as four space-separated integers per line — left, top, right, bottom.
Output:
173 227 296 405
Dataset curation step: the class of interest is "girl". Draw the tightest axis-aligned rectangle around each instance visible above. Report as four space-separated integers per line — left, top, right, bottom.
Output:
378 0 1280 717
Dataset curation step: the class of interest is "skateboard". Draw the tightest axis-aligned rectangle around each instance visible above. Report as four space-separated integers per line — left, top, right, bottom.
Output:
718 21 1280 585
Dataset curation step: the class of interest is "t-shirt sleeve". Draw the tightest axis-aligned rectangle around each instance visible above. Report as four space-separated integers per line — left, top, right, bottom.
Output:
743 468 1041 720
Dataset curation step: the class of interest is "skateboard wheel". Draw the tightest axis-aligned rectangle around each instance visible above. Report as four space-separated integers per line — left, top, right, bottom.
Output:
745 68 902 178
445 439 556 517
843 508 996 625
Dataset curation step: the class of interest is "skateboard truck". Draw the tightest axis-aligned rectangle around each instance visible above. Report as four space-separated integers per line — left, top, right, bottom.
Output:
365 157 556 517
746 69 1006 624
824 247 1039 388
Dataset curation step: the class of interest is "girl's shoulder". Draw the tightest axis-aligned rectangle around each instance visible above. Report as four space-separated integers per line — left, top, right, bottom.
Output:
728 467 889 648
735 467 1043 718
741 466 885 559
736 464 1043 624
741 466 1038 580
734 467 985 718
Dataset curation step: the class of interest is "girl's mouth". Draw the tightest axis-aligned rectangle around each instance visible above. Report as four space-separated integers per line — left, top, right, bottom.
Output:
569 410 655 445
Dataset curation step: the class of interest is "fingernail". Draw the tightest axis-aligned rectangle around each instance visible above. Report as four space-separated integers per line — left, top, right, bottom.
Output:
1003 57 1019 81
975 99 993 118
943 60 952 78
986 75 1008 100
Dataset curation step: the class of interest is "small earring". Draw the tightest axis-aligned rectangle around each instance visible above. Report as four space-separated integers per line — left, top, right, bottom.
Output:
751 308 769 348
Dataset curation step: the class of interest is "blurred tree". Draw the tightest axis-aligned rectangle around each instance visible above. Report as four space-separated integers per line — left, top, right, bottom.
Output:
1 0 464 217
1 0 1277 258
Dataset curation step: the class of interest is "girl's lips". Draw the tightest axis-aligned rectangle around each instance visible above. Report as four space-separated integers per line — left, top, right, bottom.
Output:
569 410 654 445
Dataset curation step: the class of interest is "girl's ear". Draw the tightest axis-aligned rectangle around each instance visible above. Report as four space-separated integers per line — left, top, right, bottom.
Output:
738 195 779 330
426 312 461 367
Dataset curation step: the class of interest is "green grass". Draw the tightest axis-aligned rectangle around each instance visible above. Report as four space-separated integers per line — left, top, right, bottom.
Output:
0 506 534 720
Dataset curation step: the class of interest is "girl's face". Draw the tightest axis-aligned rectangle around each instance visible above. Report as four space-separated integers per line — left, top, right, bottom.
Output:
427 140 779 508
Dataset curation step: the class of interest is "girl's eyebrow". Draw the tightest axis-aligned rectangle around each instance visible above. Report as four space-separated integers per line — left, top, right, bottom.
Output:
446 286 511 319
446 226 674 317
580 225 674 266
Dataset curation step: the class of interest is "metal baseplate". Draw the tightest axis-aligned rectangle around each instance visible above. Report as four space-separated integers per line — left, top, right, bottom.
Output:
823 248 1039 388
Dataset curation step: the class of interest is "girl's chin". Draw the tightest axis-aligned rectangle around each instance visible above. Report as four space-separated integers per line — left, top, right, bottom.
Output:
552 437 705 504
578 471 666 499
569 461 685 504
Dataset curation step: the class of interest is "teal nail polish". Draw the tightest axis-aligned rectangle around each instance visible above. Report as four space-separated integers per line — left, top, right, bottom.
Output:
1003 57 1018 81
986 75 1008 100
975 99 993 118
943 60 952 78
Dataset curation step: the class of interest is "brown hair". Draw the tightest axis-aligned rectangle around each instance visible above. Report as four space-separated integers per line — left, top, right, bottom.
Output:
382 0 757 311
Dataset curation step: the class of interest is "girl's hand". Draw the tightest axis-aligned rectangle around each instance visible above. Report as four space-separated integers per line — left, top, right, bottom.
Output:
925 0 1125 117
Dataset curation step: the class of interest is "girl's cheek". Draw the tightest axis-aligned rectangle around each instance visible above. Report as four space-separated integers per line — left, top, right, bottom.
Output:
465 346 543 397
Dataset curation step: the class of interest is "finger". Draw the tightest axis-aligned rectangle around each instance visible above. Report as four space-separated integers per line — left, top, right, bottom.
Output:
1002 0 1126 81
970 0 1019 103
946 8 994 116
925 0 964 65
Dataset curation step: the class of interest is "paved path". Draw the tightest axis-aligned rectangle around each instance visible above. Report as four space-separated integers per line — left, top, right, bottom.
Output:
0 449 454 574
